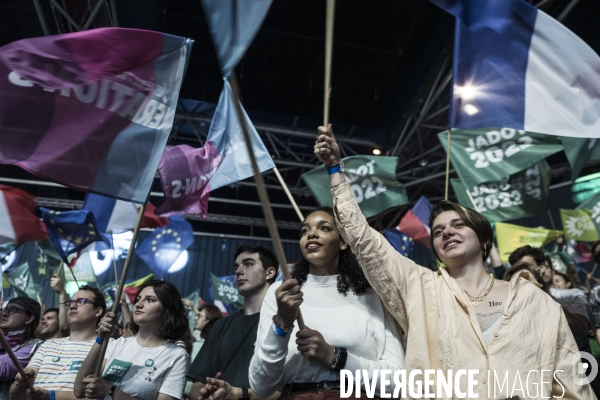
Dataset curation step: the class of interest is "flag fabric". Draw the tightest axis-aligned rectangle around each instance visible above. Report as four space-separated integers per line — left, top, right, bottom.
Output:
200 0 273 78
495 222 560 263
157 80 275 217
438 129 562 188
0 28 191 203
451 161 550 222
0 243 15 264
123 273 155 303
142 202 169 229
430 0 600 138
41 208 110 262
0 185 48 245
302 155 408 219
83 194 138 234
5 261 38 300
561 137 600 180
577 191 600 235
210 273 243 305
36 240 63 277
560 209 599 242
184 289 201 333
135 216 194 279
398 196 433 248
64 252 97 283
383 229 414 259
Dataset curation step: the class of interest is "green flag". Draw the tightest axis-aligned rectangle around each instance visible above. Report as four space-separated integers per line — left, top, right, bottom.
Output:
211 273 242 305
5 262 39 300
36 240 63 277
560 209 599 242
451 162 550 222
65 253 97 283
577 191 600 234
438 128 562 188
561 137 600 180
302 155 408 218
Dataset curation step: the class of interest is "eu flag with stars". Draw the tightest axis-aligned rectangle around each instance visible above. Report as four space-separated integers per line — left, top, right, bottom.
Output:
135 216 194 279
383 228 414 259
40 208 110 262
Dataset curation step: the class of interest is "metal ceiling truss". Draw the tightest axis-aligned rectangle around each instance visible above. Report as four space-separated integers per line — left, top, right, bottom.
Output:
32 0 118 36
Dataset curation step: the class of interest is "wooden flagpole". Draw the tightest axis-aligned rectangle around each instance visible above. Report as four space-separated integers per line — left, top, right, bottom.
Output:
444 127 452 201
94 203 147 376
273 168 304 222
0 330 34 390
229 78 305 330
323 0 335 126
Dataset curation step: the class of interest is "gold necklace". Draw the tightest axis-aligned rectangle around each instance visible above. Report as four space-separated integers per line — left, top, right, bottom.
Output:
466 275 495 307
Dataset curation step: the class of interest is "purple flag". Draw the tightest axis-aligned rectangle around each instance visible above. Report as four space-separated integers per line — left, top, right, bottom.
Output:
157 80 274 217
0 28 190 203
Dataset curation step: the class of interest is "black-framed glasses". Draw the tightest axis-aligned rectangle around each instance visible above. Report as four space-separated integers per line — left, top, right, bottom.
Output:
63 298 98 309
0 307 25 315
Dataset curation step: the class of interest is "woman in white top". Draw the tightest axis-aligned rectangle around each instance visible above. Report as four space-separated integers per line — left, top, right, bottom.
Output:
74 280 190 400
249 207 404 399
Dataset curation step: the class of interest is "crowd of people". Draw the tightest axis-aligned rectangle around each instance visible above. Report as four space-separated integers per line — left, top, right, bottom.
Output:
0 125 599 399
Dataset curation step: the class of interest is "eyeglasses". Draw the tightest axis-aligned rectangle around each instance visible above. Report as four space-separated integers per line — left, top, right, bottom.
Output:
63 298 98 309
0 307 25 315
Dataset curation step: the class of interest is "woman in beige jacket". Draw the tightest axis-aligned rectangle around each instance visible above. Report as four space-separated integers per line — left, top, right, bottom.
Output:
313 124 596 399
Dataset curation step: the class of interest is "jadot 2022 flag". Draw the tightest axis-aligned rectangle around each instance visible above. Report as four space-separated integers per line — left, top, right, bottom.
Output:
430 0 600 138
0 28 191 203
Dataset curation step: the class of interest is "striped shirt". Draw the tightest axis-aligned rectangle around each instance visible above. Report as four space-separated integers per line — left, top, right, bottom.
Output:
29 337 94 391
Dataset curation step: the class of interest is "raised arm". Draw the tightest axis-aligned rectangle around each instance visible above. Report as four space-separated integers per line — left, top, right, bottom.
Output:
50 274 70 336
314 124 434 333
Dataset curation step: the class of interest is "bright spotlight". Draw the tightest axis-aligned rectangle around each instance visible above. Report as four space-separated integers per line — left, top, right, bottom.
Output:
372 149 382 155
464 104 479 116
455 84 478 100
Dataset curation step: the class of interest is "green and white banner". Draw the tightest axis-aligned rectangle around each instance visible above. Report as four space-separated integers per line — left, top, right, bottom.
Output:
211 273 242 305
451 161 550 222
5 262 40 300
302 155 408 218
577 191 600 234
560 209 599 242
438 128 562 188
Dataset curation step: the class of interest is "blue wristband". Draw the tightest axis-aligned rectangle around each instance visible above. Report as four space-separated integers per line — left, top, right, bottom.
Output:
50 390 55 400
327 164 341 175
95 336 103 345
273 323 290 337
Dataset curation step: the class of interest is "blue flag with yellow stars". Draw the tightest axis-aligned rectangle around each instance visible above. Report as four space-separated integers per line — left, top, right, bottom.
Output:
383 228 414 260
135 216 194 279
40 208 110 262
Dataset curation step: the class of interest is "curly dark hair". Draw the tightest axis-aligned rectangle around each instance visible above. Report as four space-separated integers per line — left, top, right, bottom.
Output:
127 280 192 354
292 207 370 295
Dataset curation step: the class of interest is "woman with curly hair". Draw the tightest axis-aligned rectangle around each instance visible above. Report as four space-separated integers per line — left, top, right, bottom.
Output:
74 280 190 400
249 207 404 399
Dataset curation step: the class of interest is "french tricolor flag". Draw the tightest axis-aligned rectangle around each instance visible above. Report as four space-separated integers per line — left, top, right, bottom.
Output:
398 196 433 248
0 185 48 245
431 0 600 138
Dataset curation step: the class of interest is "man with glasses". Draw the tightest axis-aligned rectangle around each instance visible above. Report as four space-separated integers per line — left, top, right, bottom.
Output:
10 285 106 400
0 296 42 399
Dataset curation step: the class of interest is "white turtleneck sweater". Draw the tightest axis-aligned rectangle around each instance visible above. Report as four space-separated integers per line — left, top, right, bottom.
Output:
249 274 405 398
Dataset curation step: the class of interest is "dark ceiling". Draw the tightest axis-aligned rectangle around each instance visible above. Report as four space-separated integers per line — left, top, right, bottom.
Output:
1 0 599 241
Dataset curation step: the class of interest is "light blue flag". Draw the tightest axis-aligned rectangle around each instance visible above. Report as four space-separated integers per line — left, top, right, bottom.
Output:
156 80 275 216
200 0 273 78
